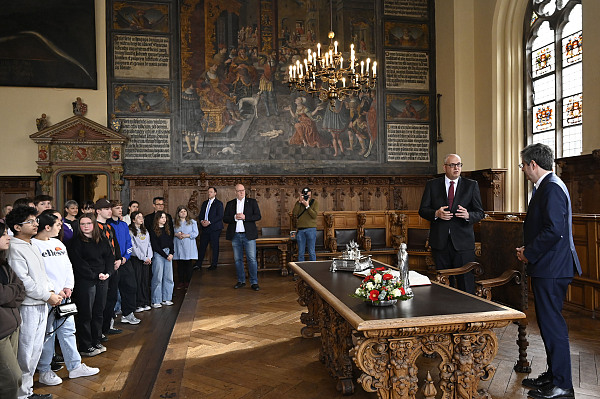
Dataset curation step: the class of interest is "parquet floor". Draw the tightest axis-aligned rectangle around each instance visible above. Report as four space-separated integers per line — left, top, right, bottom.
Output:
34 263 600 398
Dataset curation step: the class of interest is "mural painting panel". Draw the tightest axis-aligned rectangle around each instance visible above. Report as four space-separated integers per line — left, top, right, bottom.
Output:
114 84 171 114
113 1 170 33
384 22 429 49
178 0 379 166
386 94 429 122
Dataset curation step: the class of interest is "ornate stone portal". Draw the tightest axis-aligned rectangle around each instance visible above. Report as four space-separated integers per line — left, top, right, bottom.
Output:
30 115 128 202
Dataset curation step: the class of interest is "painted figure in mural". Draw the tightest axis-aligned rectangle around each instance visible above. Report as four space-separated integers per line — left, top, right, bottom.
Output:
400 99 420 119
181 80 205 154
286 97 330 148
321 99 350 157
259 50 280 117
130 93 151 112
36 113 49 131
200 62 242 126
73 97 87 116
346 95 370 155
130 9 151 30
212 44 231 80
364 90 378 158
229 48 257 100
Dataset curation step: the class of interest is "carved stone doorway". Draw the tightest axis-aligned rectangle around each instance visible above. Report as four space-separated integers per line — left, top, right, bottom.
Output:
59 172 109 209
29 115 128 206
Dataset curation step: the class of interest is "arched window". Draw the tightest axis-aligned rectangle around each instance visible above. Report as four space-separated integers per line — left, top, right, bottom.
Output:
525 0 582 158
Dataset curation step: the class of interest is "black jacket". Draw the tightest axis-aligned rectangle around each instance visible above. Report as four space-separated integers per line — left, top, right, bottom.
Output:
224 197 261 240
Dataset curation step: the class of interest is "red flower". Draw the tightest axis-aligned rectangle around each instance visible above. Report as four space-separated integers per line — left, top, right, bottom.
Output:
363 275 374 282
400 287 406 296
375 267 385 271
369 290 379 301
370 269 377 275
382 273 393 280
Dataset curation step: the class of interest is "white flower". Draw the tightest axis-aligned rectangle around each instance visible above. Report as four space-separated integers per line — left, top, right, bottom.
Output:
355 288 363 295
373 273 383 283
366 282 375 290
392 288 403 297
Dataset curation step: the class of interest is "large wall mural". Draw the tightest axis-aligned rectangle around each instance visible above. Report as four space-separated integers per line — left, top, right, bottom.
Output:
107 0 435 175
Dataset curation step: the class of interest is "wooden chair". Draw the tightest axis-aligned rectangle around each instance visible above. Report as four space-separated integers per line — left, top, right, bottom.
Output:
435 217 530 373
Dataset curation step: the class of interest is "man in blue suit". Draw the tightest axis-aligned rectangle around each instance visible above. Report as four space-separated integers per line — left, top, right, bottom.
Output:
195 187 224 271
419 153 484 294
517 143 581 399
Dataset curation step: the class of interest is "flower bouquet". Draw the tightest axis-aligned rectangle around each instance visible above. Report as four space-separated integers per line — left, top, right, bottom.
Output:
351 267 413 306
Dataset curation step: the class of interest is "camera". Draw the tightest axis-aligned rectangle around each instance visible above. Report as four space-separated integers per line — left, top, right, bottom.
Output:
302 187 310 201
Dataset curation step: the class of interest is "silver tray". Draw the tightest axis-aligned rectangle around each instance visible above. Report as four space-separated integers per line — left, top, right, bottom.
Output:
330 255 373 272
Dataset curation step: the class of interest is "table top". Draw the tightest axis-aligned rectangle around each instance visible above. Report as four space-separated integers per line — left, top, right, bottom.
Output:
256 236 291 244
289 261 526 331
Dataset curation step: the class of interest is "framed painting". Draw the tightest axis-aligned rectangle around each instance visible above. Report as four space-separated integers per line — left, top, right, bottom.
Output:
0 0 97 88
386 94 430 122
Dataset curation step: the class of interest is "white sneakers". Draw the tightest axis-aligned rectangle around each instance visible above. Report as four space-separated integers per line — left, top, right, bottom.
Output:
39 370 62 386
143 305 151 311
152 303 162 308
69 363 100 379
162 300 174 306
121 313 141 324
135 306 145 312
40 363 100 385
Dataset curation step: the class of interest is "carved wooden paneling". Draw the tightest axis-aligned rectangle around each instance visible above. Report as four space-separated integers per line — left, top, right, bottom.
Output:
0 177 38 211
557 150 600 214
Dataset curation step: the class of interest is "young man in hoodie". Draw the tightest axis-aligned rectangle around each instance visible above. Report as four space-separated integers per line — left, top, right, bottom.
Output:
107 200 138 325
93 199 123 341
6 206 62 399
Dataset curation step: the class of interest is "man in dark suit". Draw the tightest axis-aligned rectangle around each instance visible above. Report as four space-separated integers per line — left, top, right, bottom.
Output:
223 184 261 291
517 143 581 399
195 187 224 271
144 197 174 233
418 153 484 294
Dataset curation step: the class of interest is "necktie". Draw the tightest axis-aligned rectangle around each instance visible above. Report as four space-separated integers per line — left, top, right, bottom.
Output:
532 186 537 197
205 200 211 221
448 181 455 210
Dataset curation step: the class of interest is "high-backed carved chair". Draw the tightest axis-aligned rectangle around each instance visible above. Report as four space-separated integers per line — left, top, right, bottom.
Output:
435 217 530 373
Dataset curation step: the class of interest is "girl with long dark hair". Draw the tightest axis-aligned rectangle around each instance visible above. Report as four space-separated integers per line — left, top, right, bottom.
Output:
128 211 152 312
149 211 174 308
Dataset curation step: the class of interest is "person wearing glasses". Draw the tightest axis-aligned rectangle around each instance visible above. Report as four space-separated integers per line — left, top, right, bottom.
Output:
223 184 262 291
516 143 581 399
418 154 484 294
5 206 62 399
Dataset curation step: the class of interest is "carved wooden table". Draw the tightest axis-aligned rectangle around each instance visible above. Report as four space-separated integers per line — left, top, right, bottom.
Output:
289 261 526 398
255 236 291 276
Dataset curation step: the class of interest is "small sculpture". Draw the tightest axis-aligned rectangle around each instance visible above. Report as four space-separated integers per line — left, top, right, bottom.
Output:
36 113 49 131
73 97 88 116
398 242 413 297
110 114 122 132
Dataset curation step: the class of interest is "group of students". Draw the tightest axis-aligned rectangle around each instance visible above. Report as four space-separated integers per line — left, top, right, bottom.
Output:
0 195 198 399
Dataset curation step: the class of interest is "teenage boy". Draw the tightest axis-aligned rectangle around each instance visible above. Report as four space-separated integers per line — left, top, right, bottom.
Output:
6 206 62 399
33 195 53 216
107 201 138 325
94 199 123 341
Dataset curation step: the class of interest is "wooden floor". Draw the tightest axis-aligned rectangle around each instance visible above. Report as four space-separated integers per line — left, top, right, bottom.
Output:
35 263 600 399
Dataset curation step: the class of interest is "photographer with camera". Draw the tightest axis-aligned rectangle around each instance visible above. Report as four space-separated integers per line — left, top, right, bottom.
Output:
291 187 319 262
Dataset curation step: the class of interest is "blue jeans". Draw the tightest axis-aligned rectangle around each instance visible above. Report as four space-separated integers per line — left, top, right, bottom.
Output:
231 233 258 285
296 227 317 261
38 304 81 372
151 249 174 304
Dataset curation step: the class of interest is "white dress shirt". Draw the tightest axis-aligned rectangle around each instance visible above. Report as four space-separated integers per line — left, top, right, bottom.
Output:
235 198 245 232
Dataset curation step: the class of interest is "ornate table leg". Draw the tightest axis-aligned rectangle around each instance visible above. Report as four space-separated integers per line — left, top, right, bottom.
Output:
279 244 289 276
514 320 531 373
295 279 321 338
319 301 356 395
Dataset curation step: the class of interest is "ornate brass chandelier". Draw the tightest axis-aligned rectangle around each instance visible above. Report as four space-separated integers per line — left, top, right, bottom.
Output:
287 3 376 106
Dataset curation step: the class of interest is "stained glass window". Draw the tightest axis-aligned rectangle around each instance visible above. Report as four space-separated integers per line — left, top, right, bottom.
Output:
526 1 582 158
